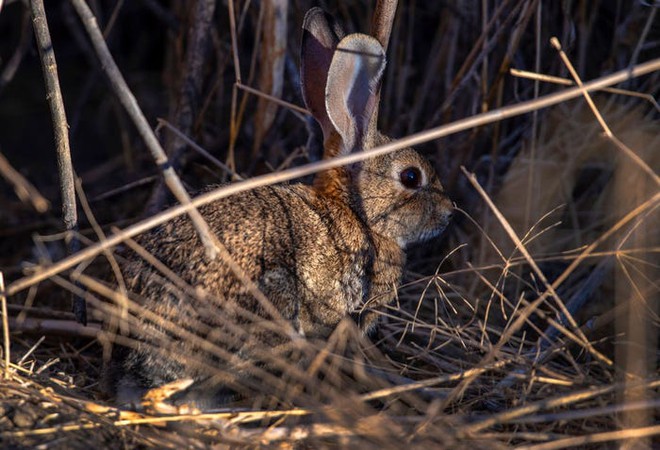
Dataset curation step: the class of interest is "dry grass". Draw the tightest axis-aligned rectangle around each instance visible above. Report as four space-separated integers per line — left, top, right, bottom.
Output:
0 1 658 448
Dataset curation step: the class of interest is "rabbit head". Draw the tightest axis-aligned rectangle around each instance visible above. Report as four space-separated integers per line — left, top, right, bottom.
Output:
301 8 452 249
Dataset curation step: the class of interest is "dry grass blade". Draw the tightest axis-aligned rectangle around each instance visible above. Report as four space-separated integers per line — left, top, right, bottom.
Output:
550 37 659 186
359 360 507 402
517 425 660 450
0 271 9 380
462 167 611 365
5 57 659 298
509 68 660 112
1 3 658 448
463 379 660 435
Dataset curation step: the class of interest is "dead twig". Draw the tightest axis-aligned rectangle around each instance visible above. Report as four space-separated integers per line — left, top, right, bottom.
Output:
517 425 660 450
30 0 83 323
236 82 309 115
550 37 659 186
8 317 101 339
509 69 660 112
156 118 241 179
0 271 9 380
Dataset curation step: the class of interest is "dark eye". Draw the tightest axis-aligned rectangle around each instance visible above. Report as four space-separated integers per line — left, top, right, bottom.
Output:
399 166 422 189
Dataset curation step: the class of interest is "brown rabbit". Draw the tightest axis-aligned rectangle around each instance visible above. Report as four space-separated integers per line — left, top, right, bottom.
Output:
113 7 452 405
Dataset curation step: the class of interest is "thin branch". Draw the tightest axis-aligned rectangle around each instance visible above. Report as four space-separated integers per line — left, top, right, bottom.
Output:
227 0 242 83
462 379 660 434
226 0 242 172
462 167 611 365
509 68 660 111
7 317 101 339
236 82 309 115
30 0 76 230
156 119 241 179
5 56 660 297
517 425 660 450
30 0 83 323
0 271 9 380
551 37 659 186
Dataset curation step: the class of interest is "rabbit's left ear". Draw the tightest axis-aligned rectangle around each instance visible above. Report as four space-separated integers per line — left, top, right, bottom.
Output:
325 34 386 155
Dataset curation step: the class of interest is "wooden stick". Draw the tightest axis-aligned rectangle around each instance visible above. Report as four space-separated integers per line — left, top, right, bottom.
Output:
0 272 9 380
29 0 76 232
30 0 84 323
370 0 398 129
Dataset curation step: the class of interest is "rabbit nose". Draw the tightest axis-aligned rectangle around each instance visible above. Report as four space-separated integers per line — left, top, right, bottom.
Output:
438 196 454 219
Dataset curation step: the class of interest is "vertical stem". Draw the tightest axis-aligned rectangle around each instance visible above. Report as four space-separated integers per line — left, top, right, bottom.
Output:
167 0 217 164
480 0 488 113
30 0 77 232
1 272 10 380
30 0 85 323
226 0 241 173
369 0 398 131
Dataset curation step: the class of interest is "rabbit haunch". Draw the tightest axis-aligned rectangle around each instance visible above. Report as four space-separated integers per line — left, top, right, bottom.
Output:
113 7 452 401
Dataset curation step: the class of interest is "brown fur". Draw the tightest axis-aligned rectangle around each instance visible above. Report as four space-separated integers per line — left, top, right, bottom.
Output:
112 8 453 405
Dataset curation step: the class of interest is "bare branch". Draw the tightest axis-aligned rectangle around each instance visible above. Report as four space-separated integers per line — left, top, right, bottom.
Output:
0 272 9 380
30 0 83 323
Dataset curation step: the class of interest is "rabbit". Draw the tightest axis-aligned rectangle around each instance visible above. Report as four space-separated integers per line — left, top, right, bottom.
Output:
111 7 453 406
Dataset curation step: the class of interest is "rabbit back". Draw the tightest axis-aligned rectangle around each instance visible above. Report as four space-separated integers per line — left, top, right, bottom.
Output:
117 183 406 395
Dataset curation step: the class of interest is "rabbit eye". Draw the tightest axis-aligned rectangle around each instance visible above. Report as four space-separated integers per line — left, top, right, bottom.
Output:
399 166 423 189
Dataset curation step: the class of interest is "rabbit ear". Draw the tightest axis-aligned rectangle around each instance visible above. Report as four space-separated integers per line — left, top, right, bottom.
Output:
325 34 386 155
301 8 345 139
